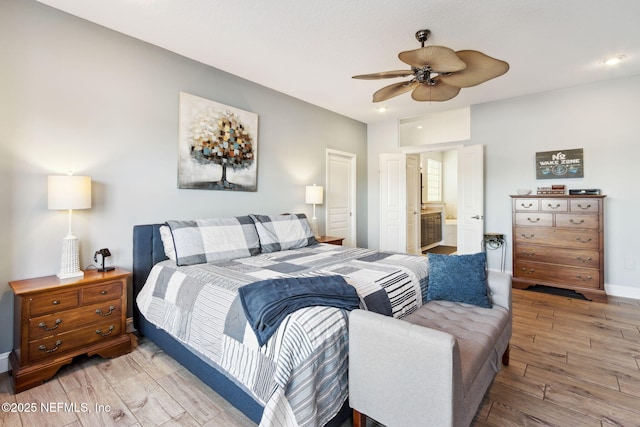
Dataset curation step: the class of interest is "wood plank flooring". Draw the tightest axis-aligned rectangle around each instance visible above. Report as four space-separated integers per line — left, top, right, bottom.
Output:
1 288 639 426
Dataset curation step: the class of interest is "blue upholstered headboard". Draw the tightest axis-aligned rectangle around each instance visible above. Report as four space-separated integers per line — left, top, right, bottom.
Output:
132 224 168 328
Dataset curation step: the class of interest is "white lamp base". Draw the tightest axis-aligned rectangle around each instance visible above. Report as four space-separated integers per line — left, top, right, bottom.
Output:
309 217 320 239
57 234 84 280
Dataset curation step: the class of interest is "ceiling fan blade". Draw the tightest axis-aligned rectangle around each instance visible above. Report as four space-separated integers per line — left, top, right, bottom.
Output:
352 70 415 80
438 50 509 88
373 81 419 102
411 81 461 102
398 46 466 72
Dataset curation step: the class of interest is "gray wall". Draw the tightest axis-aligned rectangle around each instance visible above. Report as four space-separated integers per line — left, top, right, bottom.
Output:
0 0 367 354
367 75 640 298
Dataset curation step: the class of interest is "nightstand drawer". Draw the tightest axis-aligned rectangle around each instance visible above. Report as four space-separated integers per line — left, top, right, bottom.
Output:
82 281 123 304
28 299 122 340
29 290 79 316
28 320 122 362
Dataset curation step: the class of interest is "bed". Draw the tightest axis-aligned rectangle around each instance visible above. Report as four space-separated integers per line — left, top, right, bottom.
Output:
132 215 430 427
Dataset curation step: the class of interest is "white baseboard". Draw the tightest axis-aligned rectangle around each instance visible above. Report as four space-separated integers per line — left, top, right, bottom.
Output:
605 283 640 300
0 351 9 374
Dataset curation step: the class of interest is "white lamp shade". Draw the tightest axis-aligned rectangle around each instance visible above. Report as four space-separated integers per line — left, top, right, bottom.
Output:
305 185 323 205
48 175 92 210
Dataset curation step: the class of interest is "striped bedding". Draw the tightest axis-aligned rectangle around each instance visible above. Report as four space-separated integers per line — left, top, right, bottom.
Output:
136 243 429 427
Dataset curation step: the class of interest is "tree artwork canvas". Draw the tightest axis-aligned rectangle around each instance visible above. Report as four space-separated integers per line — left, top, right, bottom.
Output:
178 92 258 191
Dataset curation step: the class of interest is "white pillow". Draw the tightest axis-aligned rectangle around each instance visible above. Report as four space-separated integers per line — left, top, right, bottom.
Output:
159 225 176 262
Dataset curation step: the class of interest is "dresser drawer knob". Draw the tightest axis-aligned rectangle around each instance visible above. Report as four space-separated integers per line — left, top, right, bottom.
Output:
96 306 115 317
577 204 592 210
38 340 62 353
38 319 62 331
576 274 593 282
576 256 592 263
547 203 561 209
575 237 592 243
52 300 60 305
100 290 108 295
569 219 585 225
527 217 540 223
520 233 535 239
521 267 535 275
96 325 115 337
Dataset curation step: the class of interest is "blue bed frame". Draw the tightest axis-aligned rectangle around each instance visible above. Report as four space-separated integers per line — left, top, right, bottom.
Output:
132 224 350 426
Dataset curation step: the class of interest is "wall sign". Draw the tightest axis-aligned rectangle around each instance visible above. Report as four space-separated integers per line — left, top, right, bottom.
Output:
536 148 584 179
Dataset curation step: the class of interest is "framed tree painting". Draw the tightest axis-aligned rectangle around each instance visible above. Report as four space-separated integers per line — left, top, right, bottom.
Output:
178 92 258 191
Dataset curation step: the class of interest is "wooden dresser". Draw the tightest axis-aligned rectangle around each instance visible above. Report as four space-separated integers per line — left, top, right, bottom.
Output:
511 195 606 302
9 268 133 392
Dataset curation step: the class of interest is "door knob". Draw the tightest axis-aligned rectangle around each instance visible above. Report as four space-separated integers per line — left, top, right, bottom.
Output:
471 215 484 219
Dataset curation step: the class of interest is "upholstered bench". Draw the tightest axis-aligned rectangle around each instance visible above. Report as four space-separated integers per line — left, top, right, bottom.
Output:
349 268 512 427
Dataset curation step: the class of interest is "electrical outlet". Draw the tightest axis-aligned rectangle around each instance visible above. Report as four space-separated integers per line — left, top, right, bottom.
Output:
624 256 637 270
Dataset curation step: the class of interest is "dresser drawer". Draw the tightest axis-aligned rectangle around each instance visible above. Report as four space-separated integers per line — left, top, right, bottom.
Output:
28 320 122 362
514 227 599 249
82 281 123 304
570 199 599 213
515 212 553 227
514 245 600 268
29 290 79 316
514 199 539 211
555 213 599 229
28 299 122 341
514 261 600 289
541 199 568 212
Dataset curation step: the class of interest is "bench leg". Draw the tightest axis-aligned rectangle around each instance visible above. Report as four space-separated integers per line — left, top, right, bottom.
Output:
353 409 367 427
502 344 510 366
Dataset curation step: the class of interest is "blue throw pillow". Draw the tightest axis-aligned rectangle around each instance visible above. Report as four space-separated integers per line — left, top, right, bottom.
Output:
426 252 491 308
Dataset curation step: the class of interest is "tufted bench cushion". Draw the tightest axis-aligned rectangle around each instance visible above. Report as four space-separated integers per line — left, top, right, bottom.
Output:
402 300 510 395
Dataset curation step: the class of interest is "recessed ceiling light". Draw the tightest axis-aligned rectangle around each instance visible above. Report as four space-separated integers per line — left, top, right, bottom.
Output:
417 125 423 129
377 106 387 113
603 55 626 66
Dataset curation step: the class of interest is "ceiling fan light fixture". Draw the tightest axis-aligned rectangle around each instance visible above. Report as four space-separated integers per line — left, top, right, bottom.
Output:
352 28 509 103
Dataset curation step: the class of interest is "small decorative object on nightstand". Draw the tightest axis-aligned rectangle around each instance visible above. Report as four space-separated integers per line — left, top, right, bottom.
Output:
9 268 133 393
317 235 345 246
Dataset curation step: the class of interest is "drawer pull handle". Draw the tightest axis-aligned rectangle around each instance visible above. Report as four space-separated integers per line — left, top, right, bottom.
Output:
521 267 535 275
576 256 592 263
52 300 60 305
527 217 540 223
577 204 592 210
520 233 535 239
96 325 115 337
38 340 62 353
520 203 533 208
576 274 593 282
547 203 561 209
521 251 536 257
38 319 62 330
96 306 115 317
575 237 592 243
570 219 585 225
100 290 108 295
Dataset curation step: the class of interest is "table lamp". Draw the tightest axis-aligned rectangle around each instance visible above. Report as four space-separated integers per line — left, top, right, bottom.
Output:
305 184 323 238
48 174 92 279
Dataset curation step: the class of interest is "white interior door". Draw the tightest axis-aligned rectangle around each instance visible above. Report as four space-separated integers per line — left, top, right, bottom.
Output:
379 153 406 252
457 144 484 254
326 149 356 246
406 154 420 254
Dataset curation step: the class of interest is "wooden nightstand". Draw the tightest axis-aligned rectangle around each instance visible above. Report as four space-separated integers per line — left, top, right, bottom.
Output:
9 268 133 393
317 235 345 246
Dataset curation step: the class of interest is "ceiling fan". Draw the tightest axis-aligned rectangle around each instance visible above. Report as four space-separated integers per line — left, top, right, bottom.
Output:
353 29 509 102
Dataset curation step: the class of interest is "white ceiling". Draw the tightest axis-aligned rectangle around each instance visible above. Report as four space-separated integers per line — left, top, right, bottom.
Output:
36 0 640 124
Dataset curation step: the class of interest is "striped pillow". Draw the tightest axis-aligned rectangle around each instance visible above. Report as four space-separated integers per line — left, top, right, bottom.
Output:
250 213 318 253
166 216 260 266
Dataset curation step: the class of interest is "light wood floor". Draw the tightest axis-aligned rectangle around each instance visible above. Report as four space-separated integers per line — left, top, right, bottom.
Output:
1 288 639 426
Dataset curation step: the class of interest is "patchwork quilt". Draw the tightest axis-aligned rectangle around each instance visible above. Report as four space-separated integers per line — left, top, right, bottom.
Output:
136 243 429 427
